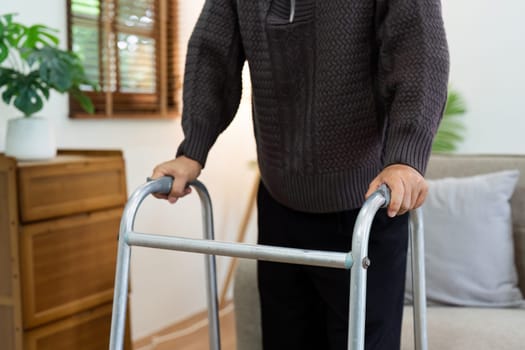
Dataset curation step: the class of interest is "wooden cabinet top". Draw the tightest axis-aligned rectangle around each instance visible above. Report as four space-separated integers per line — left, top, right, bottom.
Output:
1 150 127 223
15 150 124 167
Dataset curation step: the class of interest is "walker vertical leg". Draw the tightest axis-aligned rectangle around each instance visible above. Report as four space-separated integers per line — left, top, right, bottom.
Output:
194 182 221 350
109 178 174 350
410 208 428 350
347 185 390 350
204 253 221 350
109 231 132 350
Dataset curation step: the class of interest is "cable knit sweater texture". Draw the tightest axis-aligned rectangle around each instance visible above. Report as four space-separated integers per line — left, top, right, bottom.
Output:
177 0 450 213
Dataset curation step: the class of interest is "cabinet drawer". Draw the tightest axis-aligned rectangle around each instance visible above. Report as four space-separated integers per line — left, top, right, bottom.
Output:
20 209 122 329
17 155 126 222
24 303 131 350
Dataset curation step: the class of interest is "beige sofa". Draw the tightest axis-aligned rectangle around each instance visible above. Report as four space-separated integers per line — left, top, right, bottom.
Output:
233 154 525 350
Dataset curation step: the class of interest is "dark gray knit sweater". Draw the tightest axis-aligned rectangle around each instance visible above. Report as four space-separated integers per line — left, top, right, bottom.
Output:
177 0 450 213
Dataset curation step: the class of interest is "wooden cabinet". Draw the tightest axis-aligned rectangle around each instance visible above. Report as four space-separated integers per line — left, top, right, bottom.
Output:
24 303 128 350
0 150 131 350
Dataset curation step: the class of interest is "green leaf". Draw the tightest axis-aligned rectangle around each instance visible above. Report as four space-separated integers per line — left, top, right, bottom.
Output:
14 84 44 116
2 83 16 104
0 67 20 89
21 24 59 49
20 24 59 50
0 14 27 50
444 90 467 116
0 69 48 116
8 25 27 47
0 42 8 63
28 47 75 91
3 13 14 24
71 87 94 114
36 80 50 99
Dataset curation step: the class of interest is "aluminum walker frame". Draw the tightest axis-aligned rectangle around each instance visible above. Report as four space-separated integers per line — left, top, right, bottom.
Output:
109 177 428 350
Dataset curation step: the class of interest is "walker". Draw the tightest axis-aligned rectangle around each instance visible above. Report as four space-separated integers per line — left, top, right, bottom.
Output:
109 177 428 350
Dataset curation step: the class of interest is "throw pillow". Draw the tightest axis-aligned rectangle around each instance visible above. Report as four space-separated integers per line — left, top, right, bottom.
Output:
405 170 524 307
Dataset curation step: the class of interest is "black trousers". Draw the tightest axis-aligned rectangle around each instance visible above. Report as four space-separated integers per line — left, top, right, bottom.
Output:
257 182 409 350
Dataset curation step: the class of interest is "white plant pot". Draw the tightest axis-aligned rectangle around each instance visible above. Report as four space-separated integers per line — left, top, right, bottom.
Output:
5 117 57 160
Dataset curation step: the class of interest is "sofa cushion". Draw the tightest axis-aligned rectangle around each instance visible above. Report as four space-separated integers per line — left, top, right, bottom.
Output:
234 259 262 350
234 260 525 350
402 306 525 350
426 154 525 296
406 170 524 307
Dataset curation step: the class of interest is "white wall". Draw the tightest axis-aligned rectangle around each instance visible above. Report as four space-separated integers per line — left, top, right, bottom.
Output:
1 0 524 341
442 0 525 153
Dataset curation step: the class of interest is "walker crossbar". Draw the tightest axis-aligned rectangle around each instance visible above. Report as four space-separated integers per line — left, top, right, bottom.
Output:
127 232 353 269
109 177 428 350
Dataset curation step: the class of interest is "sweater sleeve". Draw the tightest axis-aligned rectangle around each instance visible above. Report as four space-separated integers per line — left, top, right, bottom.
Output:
176 0 245 167
375 0 449 174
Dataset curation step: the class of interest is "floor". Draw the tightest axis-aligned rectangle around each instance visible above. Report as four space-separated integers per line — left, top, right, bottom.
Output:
133 303 237 350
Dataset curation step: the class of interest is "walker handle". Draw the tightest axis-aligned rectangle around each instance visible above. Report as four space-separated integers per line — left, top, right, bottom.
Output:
148 177 391 209
376 183 391 208
146 176 182 195
146 175 199 194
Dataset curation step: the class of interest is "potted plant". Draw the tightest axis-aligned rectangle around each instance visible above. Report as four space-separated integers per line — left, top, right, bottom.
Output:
0 13 95 160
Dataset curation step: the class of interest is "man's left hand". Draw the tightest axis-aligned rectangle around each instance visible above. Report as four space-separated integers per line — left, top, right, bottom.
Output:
365 164 428 217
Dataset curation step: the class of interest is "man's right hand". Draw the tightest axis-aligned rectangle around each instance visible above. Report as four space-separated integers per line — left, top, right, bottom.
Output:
150 156 203 203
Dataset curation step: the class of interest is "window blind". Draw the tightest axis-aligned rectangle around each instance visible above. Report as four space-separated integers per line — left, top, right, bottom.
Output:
67 0 179 118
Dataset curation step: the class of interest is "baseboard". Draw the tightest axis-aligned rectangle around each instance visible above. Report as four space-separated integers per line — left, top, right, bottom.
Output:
133 300 234 349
